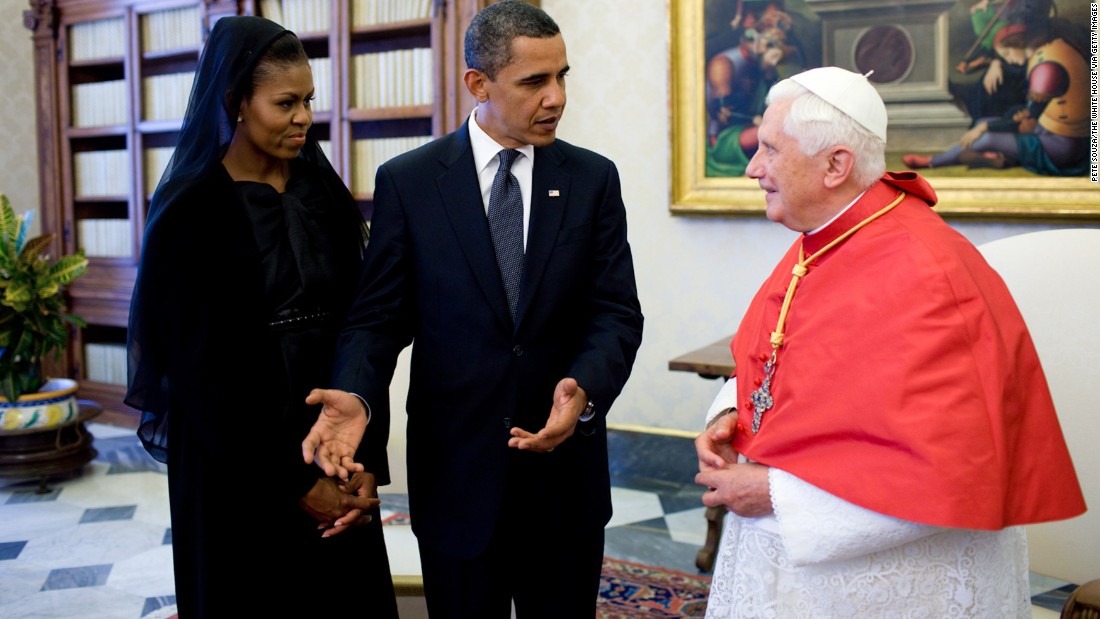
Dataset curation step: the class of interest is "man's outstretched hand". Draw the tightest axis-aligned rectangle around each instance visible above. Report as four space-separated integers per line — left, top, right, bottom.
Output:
507 377 585 453
302 388 368 481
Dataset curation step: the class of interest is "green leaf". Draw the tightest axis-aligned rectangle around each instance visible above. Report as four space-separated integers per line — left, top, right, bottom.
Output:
47 253 89 287
0 192 87 401
4 282 33 309
18 234 55 263
0 195 18 267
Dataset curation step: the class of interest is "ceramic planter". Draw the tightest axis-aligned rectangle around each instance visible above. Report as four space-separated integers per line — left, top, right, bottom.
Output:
0 378 80 431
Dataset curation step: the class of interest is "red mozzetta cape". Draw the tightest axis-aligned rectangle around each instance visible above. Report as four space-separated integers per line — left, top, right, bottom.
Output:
730 172 1086 529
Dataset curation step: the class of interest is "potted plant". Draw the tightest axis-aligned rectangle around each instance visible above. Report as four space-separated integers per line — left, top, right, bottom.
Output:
0 193 88 431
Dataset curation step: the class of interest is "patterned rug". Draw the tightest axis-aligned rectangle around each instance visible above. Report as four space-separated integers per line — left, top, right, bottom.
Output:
597 557 711 618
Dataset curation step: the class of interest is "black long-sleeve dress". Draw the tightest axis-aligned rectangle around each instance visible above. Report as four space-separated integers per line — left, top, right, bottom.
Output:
129 158 397 617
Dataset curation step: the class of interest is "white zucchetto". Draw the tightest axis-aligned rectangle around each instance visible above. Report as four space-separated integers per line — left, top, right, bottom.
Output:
789 66 888 142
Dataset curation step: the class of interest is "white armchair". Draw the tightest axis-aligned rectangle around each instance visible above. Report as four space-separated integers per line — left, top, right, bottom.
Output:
978 228 1100 617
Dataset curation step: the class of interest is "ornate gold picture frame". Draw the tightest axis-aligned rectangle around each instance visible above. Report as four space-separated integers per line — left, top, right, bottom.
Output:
670 0 1099 219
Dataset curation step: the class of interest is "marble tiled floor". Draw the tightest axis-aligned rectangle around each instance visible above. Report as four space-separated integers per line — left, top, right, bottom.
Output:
0 423 1077 618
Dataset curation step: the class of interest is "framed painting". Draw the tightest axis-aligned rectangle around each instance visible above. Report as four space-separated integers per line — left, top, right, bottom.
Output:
671 0 1099 219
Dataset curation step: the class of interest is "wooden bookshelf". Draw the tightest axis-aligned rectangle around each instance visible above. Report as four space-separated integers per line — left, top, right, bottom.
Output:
25 0 488 417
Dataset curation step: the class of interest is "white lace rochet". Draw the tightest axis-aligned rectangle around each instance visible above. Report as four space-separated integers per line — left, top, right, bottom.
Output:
702 378 1030 618
705 466 1030 618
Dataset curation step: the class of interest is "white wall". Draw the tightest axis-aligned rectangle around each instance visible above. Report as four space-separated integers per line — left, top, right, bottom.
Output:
0 3 41 235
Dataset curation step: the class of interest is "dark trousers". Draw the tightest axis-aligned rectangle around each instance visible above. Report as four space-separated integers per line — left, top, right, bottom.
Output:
418 503 605 618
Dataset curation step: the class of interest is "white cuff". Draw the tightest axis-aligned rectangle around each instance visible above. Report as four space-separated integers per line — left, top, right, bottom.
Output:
704 377 738 426
348 393 372 426
770 468 941 566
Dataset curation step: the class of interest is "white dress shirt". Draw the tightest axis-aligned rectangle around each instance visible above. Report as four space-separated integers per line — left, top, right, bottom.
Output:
468 109 534 251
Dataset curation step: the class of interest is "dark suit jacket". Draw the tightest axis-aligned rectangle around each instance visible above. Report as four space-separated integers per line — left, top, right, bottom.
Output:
333 122 643 558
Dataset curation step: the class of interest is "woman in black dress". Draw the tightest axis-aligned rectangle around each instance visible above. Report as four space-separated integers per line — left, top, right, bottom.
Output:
126 16 398 617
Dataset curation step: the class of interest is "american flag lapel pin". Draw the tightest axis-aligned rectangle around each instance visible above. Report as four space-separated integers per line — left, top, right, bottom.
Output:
548 189 560 197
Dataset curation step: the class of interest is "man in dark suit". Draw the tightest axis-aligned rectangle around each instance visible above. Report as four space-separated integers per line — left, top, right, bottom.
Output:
302 2 643 617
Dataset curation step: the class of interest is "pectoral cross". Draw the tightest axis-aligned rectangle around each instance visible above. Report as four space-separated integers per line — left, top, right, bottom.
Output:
740 193 907 435
749 356 776 433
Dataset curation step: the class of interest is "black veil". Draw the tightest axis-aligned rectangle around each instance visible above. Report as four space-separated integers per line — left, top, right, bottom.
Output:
126 16 337 461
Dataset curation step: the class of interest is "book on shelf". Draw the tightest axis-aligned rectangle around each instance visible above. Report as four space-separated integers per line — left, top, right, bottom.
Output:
260 0 331 33
141 5 202 54
69 17 126 62
71 80 128 127
142 72 196 122
84 342 128 386
74 150 130 197
307 57 332 113
318 140 333 163
351 48 433 109
352 135 432 194
78 219 133 258
144 147 175 196
351 0 433 27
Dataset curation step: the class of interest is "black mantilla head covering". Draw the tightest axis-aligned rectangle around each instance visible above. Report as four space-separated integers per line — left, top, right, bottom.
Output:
126 15 331 462
147 15 331 225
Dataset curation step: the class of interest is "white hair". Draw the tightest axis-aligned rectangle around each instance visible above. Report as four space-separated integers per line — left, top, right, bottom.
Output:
765 79 886 189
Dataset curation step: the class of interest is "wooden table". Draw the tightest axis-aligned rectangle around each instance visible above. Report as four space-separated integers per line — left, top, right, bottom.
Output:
668 335 736 572
668 335 736 379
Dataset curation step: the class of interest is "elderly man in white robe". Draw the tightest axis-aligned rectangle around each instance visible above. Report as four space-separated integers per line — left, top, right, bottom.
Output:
694 66 1085 619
